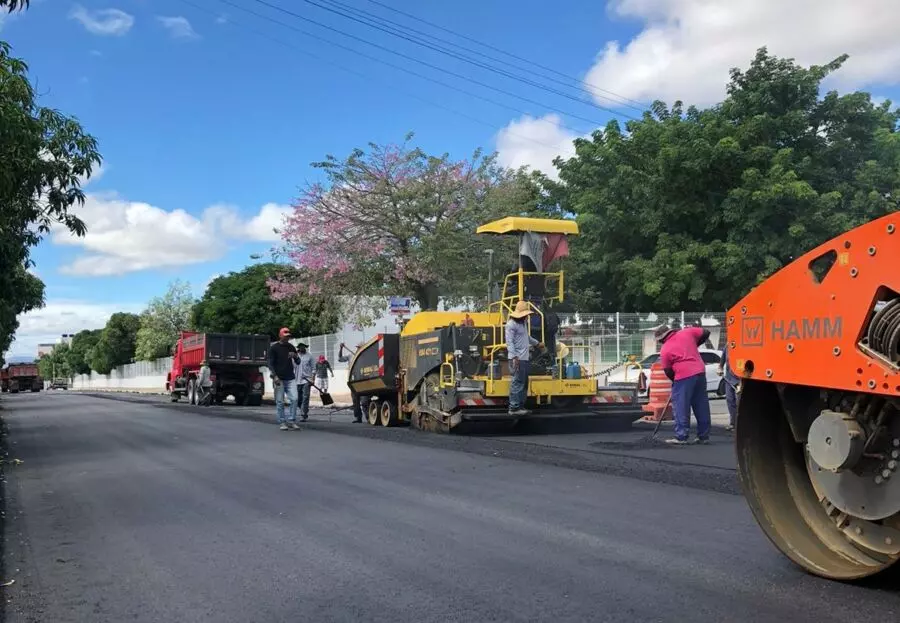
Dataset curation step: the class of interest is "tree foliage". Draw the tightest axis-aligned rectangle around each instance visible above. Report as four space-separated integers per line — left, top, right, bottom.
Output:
1 5 101 363
193 263 339 339
135 280 194 360
547 48 900 311
67 329 101 376
272 134 544 326
37 343 70 380
88 313 140 375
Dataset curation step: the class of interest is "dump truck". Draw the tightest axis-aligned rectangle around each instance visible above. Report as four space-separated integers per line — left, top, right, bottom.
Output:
7 364 42 393
167 332 268 406
730 213 900 581
348 217 642 431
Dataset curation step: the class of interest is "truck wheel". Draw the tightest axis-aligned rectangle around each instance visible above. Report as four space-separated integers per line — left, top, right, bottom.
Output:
367 401 380 426
171 393 180 403
246 395 262 407
379 400 398 427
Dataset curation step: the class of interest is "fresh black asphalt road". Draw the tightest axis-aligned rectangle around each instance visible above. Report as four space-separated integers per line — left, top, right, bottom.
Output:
1 393 898 622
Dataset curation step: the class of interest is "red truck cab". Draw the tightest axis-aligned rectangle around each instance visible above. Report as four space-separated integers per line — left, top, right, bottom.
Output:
167 332 269 406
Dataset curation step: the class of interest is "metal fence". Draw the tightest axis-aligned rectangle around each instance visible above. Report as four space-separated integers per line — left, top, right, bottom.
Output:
288 333 342 368
556 312 727 366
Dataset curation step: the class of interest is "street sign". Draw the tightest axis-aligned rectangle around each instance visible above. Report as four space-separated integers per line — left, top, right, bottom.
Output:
389 296 412 315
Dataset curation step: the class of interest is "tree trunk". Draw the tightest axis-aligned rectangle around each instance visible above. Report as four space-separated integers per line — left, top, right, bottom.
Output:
412 282 440 311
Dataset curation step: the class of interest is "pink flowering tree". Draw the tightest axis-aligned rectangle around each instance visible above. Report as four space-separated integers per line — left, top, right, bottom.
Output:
270 135 543 327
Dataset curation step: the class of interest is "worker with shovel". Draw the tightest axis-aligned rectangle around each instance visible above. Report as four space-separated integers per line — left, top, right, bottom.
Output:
655 324 712 445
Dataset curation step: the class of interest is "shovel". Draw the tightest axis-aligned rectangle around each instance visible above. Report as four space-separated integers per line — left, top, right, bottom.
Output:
307 379 334 406
649 394 674 439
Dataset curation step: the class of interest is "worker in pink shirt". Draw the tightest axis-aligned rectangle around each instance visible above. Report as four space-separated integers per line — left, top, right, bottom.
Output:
655 324 712 445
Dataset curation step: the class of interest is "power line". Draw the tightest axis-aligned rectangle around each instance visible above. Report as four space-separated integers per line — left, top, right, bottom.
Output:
296 0 644 116
364 0 649 110
176 0 588 154
321 0 644 112
213 0 596 136
240 0 623 126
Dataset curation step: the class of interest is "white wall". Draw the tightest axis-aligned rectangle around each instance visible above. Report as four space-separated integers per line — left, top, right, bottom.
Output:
71 364 352 399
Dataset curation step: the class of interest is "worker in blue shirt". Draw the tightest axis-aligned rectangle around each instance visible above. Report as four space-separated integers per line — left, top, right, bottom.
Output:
505 301 543 416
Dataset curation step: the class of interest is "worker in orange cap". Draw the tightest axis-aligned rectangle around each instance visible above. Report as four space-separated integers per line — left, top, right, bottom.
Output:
656 323 711 445
267 327 299 430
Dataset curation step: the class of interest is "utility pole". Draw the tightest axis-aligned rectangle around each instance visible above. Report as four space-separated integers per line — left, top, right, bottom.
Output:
485 249 495 306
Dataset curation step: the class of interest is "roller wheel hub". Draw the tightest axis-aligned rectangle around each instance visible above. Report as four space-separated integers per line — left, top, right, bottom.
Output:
806 409 900 521
806 410 865 472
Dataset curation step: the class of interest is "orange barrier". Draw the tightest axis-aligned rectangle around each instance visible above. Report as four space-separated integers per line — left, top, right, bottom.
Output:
641 363 673 423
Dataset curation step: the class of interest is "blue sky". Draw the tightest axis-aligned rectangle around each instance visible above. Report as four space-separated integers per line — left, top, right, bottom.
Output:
3 0 899 357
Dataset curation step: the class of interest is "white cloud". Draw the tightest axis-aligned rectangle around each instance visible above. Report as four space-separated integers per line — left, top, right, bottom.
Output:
244 203 292 241
215 14 228 25
495 114 579 180
586 0 900 107
79 162 107 187
5 300 143 359
156 15 199 39
51 193 289 276
69 5 134 36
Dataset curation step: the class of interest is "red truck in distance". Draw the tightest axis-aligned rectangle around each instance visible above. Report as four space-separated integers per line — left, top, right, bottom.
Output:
167 332 269 406
5 364 42 393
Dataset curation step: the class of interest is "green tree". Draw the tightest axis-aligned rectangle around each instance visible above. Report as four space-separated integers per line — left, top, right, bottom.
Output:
1 2 101 361
193 264 339 340
66 329 101 375
135 280 194 360
547 48 900 311
37 343 71 380
271 135 544 325
88 313 140 375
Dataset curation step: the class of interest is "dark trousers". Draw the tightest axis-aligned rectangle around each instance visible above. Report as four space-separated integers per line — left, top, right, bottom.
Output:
725 380 738 428
671 372 711 441
352 391 370 421
509 359 530 411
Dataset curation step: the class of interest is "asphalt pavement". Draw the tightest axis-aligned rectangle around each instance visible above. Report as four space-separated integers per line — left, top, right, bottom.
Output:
1 392 899 622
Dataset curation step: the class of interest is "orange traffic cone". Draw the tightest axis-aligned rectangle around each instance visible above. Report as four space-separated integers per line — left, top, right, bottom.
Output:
641 363 673 423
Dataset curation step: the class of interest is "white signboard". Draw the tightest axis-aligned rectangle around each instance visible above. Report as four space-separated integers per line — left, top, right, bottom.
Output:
389 296 412 315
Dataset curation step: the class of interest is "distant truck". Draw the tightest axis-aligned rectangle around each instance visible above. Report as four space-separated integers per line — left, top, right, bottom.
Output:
166 332 269 406
49 378 69 390
7 364 42 393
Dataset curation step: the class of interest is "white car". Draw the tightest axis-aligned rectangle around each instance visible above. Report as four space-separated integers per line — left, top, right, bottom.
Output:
606 348 725 398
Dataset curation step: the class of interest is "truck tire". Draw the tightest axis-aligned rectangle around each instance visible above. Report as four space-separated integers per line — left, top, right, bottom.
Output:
367 400 380 426
246 395 262 407
379 400 398 427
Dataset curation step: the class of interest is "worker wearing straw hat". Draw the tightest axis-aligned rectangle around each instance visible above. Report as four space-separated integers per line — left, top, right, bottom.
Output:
505 300 543 416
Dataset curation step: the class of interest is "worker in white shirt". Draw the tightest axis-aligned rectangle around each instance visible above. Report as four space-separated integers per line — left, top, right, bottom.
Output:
198 360 213 406
293 342 315 421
